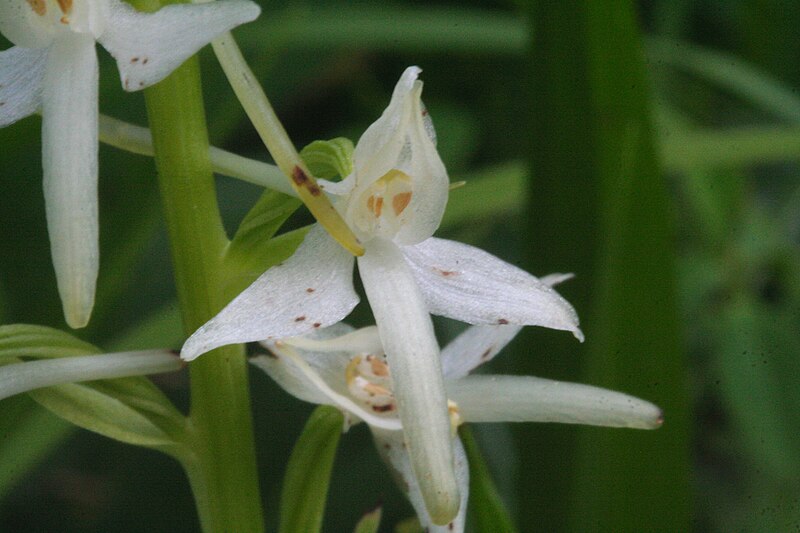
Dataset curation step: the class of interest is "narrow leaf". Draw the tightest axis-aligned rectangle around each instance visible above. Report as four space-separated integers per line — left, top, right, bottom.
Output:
0 324 99 361
279 405 343 533
352 506 382 533
714 297 800 480
223 189 305 293
300 138 354 180
29 378 184 452
460 426 518 533
525 3 690 531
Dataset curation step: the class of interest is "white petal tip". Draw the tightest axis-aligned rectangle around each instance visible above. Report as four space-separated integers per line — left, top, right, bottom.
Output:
402 65 422 82
427 493 461 526
64 307 92 330
179 333 211 362
648 409 665 430
61 288 95 329
573 328 585 343
179 344 202 362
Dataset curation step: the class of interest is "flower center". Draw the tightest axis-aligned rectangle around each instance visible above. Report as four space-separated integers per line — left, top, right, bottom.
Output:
351 169 413 239
345 353 464 431
16 0 107 38
346 354 397 415
26 0 74 25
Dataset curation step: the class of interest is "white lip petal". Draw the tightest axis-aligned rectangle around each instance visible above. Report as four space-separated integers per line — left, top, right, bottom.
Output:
256 322 355 406
0 46 47 127
440 325 523 380
357 237 460 524
402 237 584 341
181 225 358 361
42 34 99 329
251 347 402 431
0 350 180 402
250 352 335 409
373 428 469 533
98 0 260 92
447 375 664 430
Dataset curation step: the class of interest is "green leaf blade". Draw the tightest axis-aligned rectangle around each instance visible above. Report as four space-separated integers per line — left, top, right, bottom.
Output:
279 406 344 533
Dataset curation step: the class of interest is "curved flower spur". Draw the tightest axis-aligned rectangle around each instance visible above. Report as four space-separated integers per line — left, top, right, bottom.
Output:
251 322 662 533
181 66 583 523
0 0 260 328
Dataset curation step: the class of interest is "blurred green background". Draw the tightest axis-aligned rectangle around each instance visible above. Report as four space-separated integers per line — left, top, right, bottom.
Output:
2 0 799 530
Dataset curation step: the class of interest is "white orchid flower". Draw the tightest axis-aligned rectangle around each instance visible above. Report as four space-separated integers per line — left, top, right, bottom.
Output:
251 323 662 533
0 0 260 329
181 66 582 523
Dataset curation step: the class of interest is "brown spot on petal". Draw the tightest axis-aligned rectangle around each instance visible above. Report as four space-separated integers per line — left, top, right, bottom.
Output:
480 348 492 360
313 322 321 328
497 318 509 325
374 196 384 217
435 268 458 277
294 316 306 322
26 0 46 15
142 58 149 65
372 404 395 413
392 191 412 215
56 0 72 13
306 288 315 293
131 57 139 63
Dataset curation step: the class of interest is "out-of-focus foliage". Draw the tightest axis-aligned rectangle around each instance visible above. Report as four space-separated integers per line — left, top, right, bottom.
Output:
0 0 798 531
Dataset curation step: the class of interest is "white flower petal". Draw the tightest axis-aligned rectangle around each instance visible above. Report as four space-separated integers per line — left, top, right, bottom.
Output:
345 66 449 244
373 428 468 533
0 0 57 49
440 325 522 380
358 237 459 524
42 33 99 329
317 176 354 197
251 336 402 431
282 325 383 355
98 0 260 92
255 322 355 406
0 46 46 127
250 353 336 408
0 350 180 402
352 66 421 183
403 238 584 341
447 375 664 430
539 272 574 286
181 225 358 361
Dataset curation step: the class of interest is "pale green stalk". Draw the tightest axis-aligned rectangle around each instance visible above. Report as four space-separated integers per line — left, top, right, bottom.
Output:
98 114 293 194
206 26 363 255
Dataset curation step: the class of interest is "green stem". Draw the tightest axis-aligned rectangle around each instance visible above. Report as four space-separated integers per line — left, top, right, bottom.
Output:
143 53 264 533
